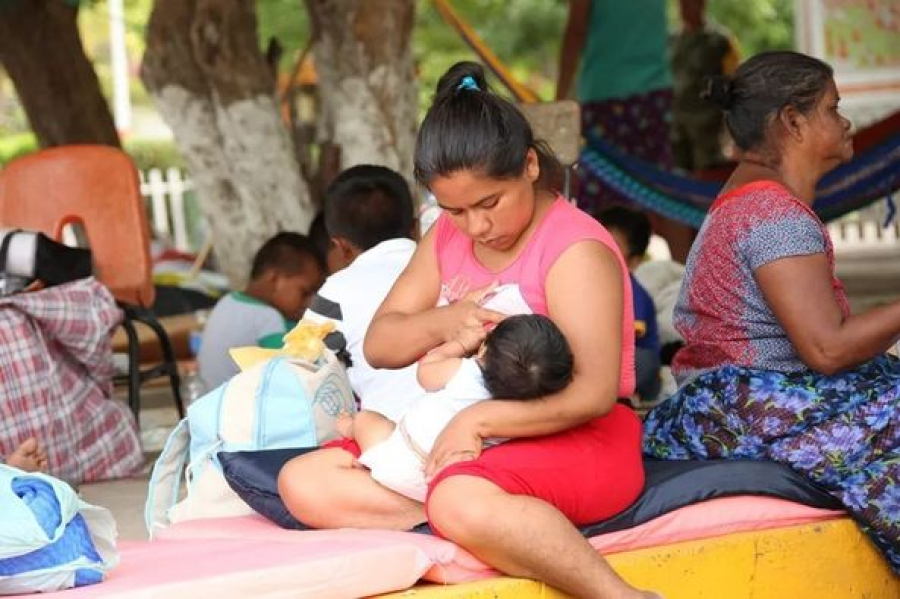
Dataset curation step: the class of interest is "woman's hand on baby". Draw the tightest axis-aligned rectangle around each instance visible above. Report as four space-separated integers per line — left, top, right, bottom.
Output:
448 282 505 353
454 322 488 355
424 411 483 480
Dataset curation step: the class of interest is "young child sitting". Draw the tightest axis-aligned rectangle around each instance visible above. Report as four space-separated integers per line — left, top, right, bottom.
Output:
198 232 326 390
336 314 574 502
597 206 662 403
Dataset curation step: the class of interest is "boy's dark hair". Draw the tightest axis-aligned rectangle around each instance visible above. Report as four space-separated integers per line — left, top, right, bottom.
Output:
323 165 414 251
597 206 652 258
703 51 833 152
308 211 331 262
414 61 562 191
481 314 574 400
249 232 325 279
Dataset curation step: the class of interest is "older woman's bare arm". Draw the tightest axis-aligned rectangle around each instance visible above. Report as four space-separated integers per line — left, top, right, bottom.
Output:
756 252 900 374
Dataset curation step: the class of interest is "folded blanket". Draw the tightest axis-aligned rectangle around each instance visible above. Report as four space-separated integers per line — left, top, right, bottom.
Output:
0 465 118 595
0 277 144 484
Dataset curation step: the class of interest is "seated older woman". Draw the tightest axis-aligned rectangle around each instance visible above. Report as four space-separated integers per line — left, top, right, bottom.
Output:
643 51 900 571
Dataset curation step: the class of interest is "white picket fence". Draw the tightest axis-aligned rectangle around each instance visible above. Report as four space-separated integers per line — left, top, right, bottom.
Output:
140 167 197 253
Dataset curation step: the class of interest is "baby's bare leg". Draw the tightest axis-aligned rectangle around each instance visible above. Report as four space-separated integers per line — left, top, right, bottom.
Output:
352 410 397 453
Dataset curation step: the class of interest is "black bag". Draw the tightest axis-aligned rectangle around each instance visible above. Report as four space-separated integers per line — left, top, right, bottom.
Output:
0 228 93 295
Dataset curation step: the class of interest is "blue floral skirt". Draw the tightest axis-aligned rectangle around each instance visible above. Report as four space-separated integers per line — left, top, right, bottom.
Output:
643 354 900 571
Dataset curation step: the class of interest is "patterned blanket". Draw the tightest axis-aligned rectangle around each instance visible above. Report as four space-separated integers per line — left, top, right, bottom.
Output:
0 278 143 484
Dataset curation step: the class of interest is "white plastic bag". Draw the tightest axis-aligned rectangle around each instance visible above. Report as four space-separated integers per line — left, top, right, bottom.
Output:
0 465 118 595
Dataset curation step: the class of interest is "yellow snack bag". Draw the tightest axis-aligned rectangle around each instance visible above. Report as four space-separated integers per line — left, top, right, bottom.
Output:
229 319 336 372
282 319 336 362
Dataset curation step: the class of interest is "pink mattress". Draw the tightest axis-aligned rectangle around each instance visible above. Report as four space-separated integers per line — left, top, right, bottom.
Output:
11 497 843 598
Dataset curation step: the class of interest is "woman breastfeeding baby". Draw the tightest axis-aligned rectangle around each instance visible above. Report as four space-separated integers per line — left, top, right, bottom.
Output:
337 287 573 502
279 61 656 598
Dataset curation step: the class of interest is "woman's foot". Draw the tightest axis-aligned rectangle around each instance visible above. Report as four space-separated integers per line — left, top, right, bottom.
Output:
6 438 48 472
335 411 355 439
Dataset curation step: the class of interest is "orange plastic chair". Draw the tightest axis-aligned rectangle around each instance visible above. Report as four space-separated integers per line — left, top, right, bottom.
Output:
0 145 185 421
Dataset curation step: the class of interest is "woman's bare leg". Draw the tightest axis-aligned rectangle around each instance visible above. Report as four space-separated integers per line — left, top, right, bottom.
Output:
428 475 660 599
278 447 425 530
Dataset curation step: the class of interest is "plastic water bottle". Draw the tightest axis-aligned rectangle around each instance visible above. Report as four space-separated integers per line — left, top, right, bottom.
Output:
181 309 210 406
189 309 209 357
180 364 206 407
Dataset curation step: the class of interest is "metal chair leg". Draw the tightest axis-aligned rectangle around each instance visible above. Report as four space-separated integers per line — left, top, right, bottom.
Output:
119 311 143 423
128 306 185 419
141 313 185 419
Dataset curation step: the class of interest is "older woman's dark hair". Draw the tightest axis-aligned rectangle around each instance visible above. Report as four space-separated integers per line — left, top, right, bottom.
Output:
703 51 833 152
481 314 574 400
414 61 562 190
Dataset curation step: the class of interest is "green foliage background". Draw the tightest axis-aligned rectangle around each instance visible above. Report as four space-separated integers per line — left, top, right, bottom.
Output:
0 0 795 168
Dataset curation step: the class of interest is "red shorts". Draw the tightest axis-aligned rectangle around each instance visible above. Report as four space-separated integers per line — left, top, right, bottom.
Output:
325 403 644 529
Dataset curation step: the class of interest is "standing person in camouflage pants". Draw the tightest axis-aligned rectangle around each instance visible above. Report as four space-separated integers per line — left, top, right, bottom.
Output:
670 0 740 173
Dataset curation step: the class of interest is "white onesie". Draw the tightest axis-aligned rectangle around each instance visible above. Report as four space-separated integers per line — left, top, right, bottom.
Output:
358 358 491 502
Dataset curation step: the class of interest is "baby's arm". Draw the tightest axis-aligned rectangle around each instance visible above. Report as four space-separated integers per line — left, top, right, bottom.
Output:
416 282 494 391
417 342 466 392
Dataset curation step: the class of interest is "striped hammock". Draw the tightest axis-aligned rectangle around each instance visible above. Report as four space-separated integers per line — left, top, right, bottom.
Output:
579 110 900 227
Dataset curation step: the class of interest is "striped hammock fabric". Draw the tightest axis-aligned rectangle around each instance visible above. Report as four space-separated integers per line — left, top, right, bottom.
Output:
579 111 900 227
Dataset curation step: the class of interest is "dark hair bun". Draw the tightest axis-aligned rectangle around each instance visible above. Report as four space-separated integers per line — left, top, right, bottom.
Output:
702 75 735 110
434 61 489 100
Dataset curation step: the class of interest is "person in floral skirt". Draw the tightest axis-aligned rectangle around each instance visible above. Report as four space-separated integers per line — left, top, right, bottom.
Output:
643 51 900 570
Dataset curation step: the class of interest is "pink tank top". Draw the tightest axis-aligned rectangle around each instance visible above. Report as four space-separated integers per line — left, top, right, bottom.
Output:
434 197 636 398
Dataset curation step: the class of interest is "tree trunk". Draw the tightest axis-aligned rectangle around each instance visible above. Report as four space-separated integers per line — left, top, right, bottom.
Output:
305 0 417 182
0 0 120 148
141 0 313 288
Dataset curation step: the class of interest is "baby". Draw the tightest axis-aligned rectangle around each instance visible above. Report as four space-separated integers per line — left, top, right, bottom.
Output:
336 313 574 501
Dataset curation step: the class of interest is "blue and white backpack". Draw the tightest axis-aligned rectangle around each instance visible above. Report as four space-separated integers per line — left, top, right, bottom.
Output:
144 352 354 536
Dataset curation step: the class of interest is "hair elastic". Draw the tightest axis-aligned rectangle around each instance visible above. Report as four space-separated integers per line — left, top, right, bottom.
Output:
457 75 480 92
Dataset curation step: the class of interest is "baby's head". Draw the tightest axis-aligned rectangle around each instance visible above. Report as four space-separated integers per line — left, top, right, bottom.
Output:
480 314 573 400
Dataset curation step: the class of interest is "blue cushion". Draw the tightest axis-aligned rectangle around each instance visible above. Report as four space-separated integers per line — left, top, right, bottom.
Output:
219 450 842 535
579 458 840 537
219 448 316 530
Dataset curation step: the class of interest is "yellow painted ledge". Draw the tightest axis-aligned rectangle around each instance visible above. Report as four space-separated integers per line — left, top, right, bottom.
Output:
379 518 900 599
